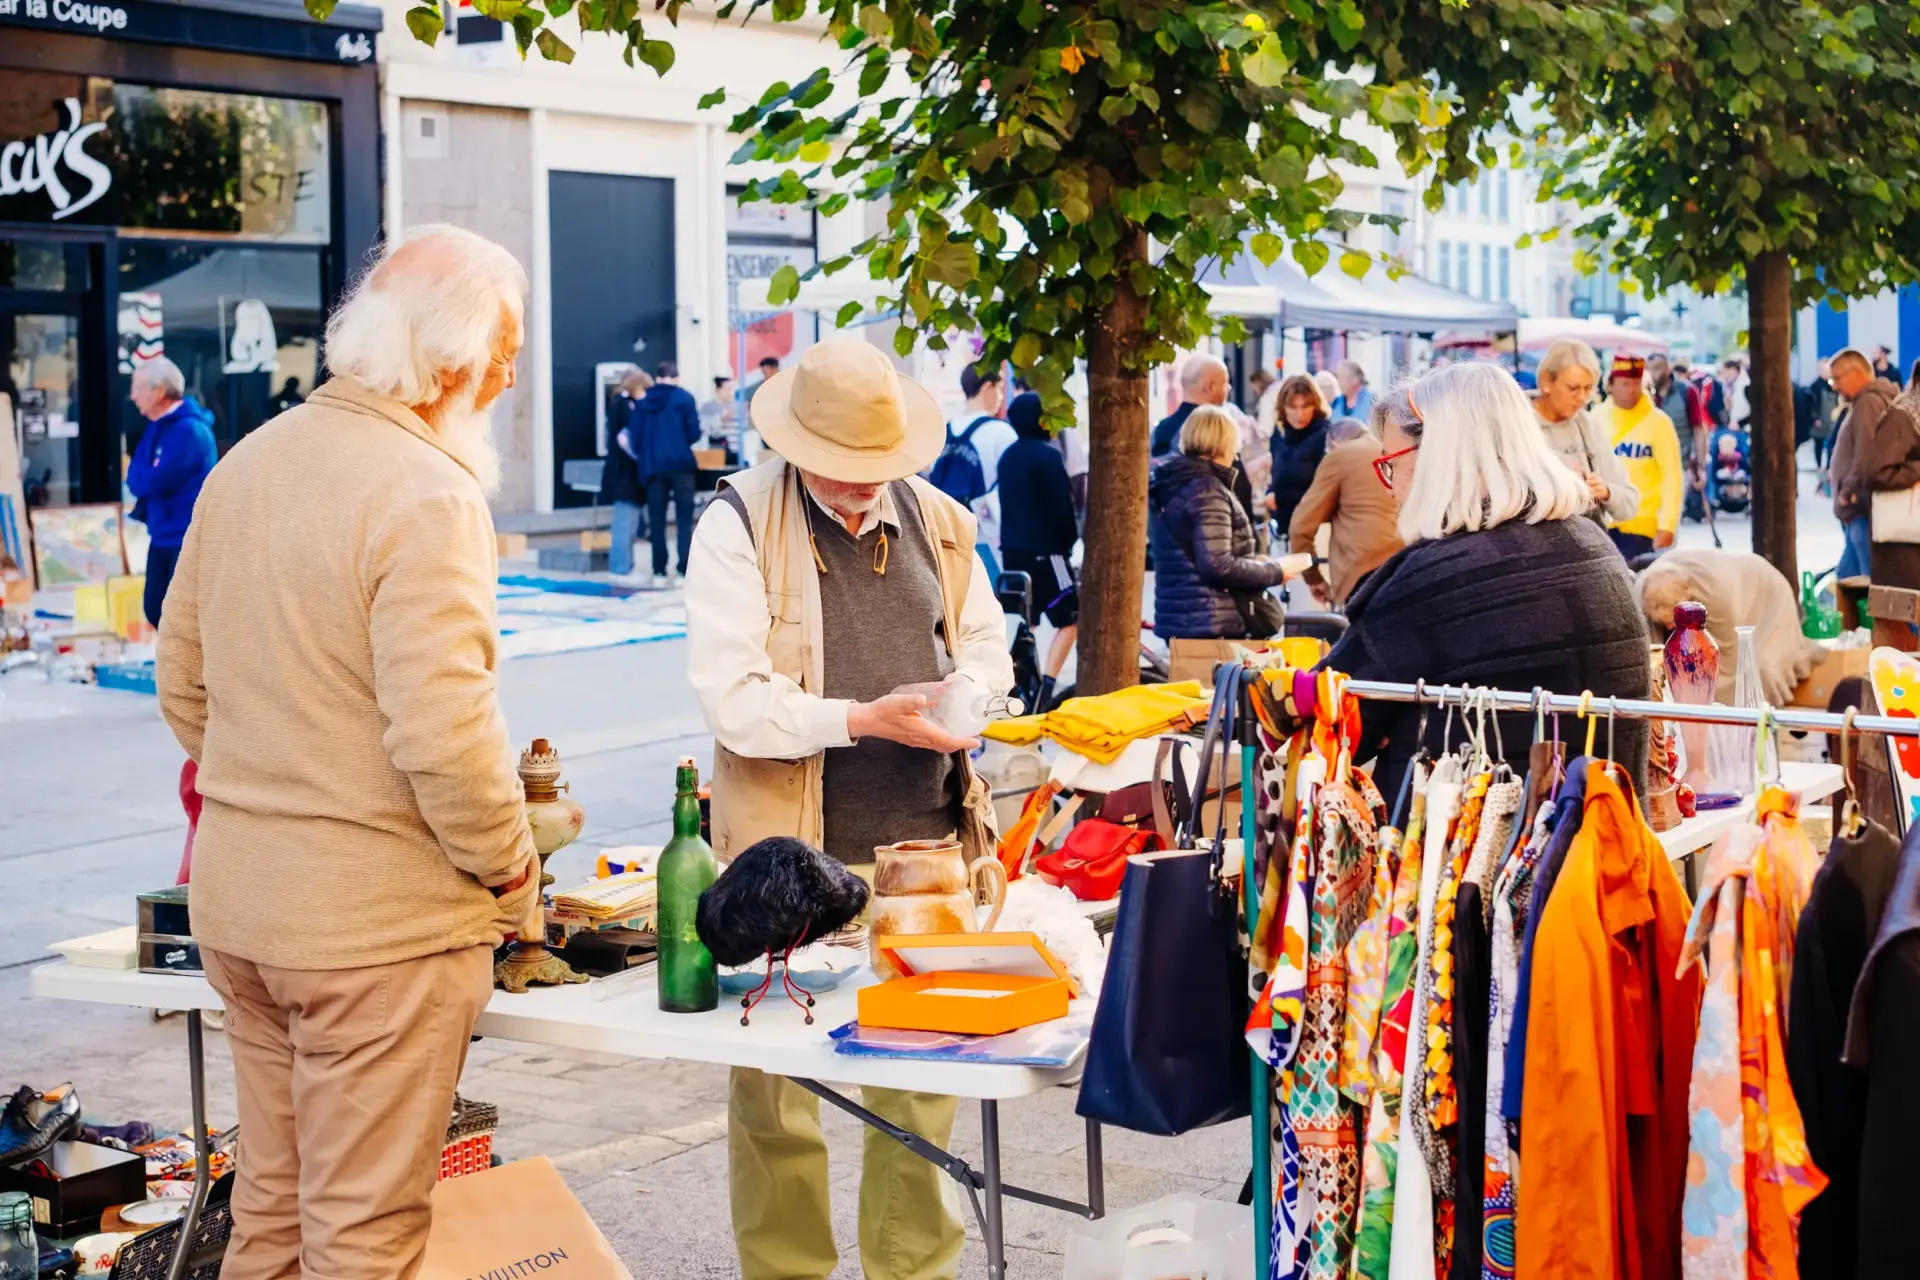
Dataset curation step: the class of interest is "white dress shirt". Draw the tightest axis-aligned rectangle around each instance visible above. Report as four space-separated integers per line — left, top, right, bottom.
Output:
685 482 1015 761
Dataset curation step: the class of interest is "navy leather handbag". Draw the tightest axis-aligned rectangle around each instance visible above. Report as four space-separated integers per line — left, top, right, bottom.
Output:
1076 669 1252 1136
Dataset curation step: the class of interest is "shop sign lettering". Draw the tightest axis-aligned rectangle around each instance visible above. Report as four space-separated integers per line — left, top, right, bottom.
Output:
335 31 372 61
0 0 130 32
0 98 112 221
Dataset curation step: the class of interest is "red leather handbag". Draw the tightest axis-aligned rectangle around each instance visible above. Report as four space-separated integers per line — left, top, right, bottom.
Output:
1034 820 1160 901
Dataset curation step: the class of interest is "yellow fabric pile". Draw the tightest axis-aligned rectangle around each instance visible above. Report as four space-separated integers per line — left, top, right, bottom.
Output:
983 680 1211 763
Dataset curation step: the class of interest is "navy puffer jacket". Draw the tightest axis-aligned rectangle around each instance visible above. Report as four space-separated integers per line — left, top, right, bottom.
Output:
1269 414 1330 533
1149 453 1288 640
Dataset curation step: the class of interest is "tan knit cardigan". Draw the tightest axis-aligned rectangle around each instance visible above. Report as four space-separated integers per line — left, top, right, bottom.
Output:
157 378 537 970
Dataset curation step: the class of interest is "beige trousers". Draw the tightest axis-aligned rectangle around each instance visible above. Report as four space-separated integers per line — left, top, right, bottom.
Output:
202 944 494 1280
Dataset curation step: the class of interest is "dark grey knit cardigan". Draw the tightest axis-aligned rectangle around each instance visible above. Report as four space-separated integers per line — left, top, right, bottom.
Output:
1324 514 1651 806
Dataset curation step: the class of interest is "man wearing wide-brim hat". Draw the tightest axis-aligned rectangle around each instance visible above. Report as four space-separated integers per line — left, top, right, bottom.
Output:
685 340 1014 1280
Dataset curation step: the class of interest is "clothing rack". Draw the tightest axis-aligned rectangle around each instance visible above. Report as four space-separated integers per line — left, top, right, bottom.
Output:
1342 677 1920 737
1233 667 1914 1272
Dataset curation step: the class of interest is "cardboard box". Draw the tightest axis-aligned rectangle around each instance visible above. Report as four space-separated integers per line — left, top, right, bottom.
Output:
578 529 612 552
859 933 1077 1035
496 532 529 559
0 1140 145 1236
1791 644 1871 708
694 448 727 470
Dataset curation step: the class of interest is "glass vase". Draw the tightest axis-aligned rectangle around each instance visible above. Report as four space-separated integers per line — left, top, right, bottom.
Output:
1663 601 1729 803
1707 625 1763 797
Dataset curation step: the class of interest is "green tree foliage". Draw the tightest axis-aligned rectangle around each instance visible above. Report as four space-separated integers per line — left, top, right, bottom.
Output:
1532 0 1920 581
705 0 1490 691
720 0 1447 420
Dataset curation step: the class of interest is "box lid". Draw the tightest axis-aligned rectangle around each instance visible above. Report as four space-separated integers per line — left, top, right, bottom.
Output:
872 931 1079 995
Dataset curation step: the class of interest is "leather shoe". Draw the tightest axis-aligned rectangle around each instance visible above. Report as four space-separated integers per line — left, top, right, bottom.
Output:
0 1083 81 1170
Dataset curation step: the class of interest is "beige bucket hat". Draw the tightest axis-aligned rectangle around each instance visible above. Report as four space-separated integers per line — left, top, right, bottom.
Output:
748 341 947 484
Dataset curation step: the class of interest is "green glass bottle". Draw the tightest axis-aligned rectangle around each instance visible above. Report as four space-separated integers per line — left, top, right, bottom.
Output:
657 756 718 1013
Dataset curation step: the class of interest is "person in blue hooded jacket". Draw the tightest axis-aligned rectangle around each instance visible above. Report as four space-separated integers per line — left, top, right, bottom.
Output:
127 356 218 627
619 360 703 587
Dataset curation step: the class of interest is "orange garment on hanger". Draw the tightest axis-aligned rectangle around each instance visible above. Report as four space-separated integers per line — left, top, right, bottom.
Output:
1514 767 1701 1280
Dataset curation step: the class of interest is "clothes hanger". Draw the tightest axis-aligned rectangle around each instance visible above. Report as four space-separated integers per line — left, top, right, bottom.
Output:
1577 690 1597 760
1387 680 1428 831
1497 687 1550 869
1839 706 1866 839
1487 686 1512 782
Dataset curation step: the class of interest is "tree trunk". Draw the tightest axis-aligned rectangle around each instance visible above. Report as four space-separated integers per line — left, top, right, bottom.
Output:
1078 228 1151 696
1748 249 1798 586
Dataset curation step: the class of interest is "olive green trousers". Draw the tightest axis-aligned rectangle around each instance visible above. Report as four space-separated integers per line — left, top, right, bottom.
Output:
728 1066 963 1280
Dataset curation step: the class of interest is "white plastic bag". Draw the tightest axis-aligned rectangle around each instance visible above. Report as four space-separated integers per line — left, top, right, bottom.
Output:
1062 1193 1253 1280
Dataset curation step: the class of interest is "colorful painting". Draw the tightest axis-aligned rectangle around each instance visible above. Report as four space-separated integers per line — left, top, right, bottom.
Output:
122 514 150 577
29 504 127 587
1868 646 1920 833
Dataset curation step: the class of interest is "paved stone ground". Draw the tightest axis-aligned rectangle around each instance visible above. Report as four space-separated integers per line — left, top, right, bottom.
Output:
0 479 1842 1277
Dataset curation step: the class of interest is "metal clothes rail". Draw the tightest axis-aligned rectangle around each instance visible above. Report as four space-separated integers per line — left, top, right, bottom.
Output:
1343 678 1920 738
1238 668 1911 1268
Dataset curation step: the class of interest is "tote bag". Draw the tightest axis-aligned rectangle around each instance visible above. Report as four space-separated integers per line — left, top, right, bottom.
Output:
1872 485 1920 544
1077 670 1252 1136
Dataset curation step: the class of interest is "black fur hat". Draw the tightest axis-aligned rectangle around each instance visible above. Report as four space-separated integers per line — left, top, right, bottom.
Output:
695 837 870 968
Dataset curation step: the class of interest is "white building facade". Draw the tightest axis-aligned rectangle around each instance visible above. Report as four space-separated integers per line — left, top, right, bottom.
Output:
376 6 870 514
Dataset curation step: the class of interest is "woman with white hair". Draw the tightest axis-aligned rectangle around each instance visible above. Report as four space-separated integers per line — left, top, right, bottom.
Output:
1324 361 1651 801
1532 339 1639 528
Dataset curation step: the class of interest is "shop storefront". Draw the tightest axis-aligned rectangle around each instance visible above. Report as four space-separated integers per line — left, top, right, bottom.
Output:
1 0 380 510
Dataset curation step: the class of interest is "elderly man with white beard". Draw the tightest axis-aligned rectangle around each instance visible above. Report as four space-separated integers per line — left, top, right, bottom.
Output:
155 224 539 1280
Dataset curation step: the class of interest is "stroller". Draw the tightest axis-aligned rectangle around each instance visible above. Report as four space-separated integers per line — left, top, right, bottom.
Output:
1706 424 1752 514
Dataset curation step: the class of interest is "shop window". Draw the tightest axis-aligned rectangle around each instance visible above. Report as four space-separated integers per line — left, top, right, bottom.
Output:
118 244 323 459
0 73 330 242
1436 239 1451 289
5 315 82 509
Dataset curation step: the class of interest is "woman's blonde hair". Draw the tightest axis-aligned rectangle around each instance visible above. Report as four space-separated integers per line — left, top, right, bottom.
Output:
1179 405 1240 462
1537 339 1601 385
1392 362 1591 543
621 368 654 396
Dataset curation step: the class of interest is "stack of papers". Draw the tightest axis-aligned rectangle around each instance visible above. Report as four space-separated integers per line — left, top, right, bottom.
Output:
550 871 657 920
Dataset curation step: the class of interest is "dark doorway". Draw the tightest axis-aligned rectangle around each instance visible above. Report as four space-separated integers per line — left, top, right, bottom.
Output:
548 171 676 509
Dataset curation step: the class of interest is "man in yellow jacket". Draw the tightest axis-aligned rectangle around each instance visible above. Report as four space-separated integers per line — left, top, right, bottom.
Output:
1600 353 1683 559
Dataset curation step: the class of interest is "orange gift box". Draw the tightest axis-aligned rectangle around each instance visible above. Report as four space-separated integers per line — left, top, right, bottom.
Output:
857 932 1079 1036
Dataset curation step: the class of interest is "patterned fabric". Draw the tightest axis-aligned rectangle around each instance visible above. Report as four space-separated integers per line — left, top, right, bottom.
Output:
1293 774 1383 1280
1342 814 1403 1108
1248 730 1324 1280
1681 834 1755 1280
1388 757 1461 1280
1680 797 1828 1280
1252 729 1309 977
1481 805 1552 1280
1742 798 1826 1278
1425 772 1490 1140
1352 765 1429 1280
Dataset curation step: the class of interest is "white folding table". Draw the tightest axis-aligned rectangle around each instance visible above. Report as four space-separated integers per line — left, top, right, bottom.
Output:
30 961 1103 1280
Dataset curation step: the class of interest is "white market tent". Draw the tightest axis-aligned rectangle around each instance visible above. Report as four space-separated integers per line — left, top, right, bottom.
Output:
1199 251 1520 334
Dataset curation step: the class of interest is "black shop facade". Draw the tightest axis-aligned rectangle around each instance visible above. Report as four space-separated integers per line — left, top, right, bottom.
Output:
0 0 380 511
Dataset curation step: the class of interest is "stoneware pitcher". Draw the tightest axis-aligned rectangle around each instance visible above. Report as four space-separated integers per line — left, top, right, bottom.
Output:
868 838 1007 981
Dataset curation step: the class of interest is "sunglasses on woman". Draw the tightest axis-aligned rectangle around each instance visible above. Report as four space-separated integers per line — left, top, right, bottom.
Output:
1371 386 1422 491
